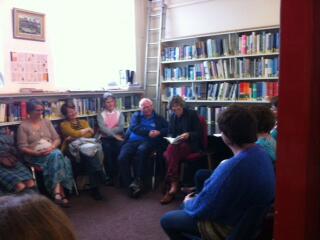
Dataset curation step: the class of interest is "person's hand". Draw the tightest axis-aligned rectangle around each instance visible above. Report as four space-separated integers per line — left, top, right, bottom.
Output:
65 136 75 143
38 146 54 156
114 135 124 141
179 132 190 141
149 130 160 138
183 192 196 203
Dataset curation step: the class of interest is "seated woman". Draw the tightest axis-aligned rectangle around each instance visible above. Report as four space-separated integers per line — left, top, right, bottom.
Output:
160 96 202 204
249 105 277 163
0 129 36 193
60 102 106 200
0 193 76 240
97 92 124 184
17 99 73 208
160 105 275 239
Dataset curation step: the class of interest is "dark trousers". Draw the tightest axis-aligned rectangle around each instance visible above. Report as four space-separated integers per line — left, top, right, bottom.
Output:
160 210 201 240
194 169 212 193
118 141 156 187
79 153 105 188
101 137 122 178
164 143 192 182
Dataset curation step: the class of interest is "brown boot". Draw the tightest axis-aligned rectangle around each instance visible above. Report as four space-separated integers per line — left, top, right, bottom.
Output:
160 192 175 205
169 181 179 195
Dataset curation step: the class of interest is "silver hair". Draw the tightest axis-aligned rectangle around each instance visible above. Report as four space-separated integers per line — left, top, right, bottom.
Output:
139 98 153 109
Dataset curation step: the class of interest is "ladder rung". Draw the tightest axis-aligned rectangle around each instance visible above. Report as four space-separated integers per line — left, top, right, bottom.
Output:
147 70 158 73
148 42 159 45
148 28 161 31
146 84 158 87
146 57 158 59
150 14 161 17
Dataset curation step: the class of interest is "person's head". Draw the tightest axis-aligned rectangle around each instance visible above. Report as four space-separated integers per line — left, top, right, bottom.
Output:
218 105 257 147
248 105 276 134
60 101 77 120
0 193 76 240
27 99 44 119
169 96 185 118
103 92 116 112
270 96 279 117
139 98 154 117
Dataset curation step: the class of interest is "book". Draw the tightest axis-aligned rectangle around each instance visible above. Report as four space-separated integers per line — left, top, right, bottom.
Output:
164 136 183 144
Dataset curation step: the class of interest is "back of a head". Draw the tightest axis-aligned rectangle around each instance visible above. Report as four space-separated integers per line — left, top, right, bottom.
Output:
248 105 276 134
0 193 76 240
218 105 257 146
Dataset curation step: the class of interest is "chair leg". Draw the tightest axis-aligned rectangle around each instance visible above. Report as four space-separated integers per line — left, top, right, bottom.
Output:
152 156 156 191
73 179 79 196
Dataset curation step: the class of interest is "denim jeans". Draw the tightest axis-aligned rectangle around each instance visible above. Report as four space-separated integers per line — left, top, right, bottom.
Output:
160 210 201 240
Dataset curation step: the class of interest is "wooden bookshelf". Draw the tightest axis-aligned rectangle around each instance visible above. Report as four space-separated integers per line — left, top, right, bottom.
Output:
160 26 280 134
0 90 143 128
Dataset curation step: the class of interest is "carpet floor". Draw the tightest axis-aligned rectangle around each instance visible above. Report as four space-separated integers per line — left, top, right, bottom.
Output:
64 186 181 240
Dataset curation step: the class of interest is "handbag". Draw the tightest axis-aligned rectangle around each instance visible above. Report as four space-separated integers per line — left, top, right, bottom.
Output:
69 138 100 159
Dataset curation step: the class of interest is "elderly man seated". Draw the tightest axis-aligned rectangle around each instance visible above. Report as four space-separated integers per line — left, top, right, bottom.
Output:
118 98 168 198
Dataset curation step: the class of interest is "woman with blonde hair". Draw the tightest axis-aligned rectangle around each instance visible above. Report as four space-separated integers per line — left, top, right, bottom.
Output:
0 193 76 240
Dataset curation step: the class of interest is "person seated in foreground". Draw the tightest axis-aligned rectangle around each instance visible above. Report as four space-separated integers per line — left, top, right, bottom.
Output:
60 102 107 200
0 128 36 194
160 96 202 205
97 92 125 185
0 193 76 240
249 105 277 163
160 105 276 239
17 99 73 208
118 98 168 198
270 96 279 140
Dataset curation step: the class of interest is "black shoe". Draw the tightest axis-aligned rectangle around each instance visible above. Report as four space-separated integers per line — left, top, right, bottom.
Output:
128 179 143 198
91 188 104 201
104 176 114 186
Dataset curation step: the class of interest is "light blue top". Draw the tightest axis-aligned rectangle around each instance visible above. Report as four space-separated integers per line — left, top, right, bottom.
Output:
256 136 277 162
270 128 278 141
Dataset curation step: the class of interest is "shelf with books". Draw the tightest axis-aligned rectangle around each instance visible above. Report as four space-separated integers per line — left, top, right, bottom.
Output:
0 90 143 129
160 26 280 134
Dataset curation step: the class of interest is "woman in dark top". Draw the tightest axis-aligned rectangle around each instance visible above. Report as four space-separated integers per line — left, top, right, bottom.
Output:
160 96 202 204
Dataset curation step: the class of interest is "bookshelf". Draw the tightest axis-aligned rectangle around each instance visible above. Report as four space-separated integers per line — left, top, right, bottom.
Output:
0 90 143 129
160 26 280 134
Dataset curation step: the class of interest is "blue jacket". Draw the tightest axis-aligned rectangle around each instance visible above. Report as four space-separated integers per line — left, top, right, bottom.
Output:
125 111 168 143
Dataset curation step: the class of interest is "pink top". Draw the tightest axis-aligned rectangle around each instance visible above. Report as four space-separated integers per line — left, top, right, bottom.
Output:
104 110 120 129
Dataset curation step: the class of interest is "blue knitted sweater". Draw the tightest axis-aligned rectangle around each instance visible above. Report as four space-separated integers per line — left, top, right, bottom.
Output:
184 145 275 227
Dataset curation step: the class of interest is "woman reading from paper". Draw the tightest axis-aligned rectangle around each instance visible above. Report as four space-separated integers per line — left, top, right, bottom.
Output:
17 99 73 207
160 96 202 204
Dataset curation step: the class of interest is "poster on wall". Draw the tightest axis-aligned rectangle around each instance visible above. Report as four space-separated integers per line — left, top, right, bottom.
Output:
10 52 49 83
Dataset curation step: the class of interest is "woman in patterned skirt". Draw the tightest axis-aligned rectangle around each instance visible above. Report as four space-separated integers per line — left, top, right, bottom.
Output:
0 129 35 193
17 99 73 207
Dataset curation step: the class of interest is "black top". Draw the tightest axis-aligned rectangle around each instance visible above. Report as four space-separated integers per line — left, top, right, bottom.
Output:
168 108 202 152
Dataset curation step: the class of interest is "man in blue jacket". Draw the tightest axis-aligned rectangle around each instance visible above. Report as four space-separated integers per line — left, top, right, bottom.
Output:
160 105 275 239
118 98 168 198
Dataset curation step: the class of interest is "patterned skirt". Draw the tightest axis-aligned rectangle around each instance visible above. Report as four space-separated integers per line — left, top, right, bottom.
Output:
0 161 33 191
26 149 73 195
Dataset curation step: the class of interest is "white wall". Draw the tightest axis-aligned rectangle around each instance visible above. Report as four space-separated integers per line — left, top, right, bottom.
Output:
164 0 280 39
0 0 55 93
0 0 137 93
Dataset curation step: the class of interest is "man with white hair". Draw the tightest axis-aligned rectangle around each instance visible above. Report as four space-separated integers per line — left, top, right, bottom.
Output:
118 98 168 198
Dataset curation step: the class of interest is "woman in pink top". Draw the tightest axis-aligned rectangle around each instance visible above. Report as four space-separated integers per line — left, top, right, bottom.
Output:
97 93 124 184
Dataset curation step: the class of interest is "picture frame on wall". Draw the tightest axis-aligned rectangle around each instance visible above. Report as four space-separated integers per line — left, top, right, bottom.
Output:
12 8 45 42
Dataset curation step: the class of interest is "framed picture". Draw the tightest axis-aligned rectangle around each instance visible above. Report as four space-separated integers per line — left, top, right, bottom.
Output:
12 8 45 41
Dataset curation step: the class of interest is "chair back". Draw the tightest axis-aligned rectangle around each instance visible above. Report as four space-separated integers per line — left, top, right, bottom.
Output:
198 116 208 150
227 204 273 240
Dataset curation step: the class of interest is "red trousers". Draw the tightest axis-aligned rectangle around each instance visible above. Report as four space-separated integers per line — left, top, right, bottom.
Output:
164 142 192 182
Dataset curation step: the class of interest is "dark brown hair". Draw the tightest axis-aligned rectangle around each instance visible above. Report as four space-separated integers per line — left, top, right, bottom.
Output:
249 105 276 133
60 101 76 118
0 193 76 240
218 105 257 146
169 96 185 109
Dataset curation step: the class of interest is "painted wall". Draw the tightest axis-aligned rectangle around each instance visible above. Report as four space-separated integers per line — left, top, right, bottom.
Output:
0 0 137 93
0 0 54 93
164 0 280 39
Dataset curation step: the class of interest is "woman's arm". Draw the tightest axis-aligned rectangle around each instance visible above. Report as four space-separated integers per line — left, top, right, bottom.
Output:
60 120 93 138
96 112 116 137
110 112 125 135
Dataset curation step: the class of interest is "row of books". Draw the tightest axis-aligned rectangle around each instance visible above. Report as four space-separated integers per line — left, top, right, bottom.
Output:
163 57 279 81
0 96 141 123
164 81 278 101
162 31 280 61
196 106 226 134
